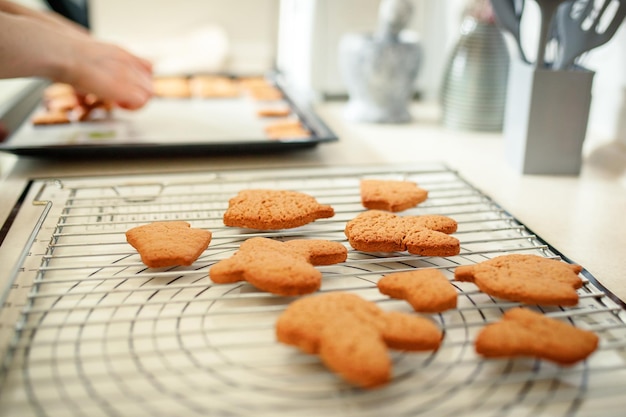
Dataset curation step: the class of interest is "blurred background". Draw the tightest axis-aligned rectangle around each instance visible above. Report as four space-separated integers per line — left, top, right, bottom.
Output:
1 0 625 145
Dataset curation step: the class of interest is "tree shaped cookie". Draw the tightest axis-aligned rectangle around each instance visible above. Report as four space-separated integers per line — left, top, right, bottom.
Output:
276 292 443 388
455 254 583 306
360 179 428 212
344 210 460 256
378 269 457 313
126 221 212 268
475 307 598 365
209 237 347 296
223 189 334 230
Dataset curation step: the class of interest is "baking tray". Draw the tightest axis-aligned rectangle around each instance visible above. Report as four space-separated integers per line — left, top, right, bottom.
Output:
0 163 625 417
0 74 337 158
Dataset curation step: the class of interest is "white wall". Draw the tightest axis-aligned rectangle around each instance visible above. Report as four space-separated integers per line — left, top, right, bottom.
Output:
89 0 280 75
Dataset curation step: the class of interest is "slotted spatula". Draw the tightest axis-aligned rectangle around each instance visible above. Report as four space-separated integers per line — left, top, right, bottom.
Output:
491 0 528 62
554 0 626 70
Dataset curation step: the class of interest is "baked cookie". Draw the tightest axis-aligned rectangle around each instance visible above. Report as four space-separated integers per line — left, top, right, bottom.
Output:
378 269 457 313
247 85 284 101
189 75 240 98
264 120 310 139
43 83 75 100
32 110 71 126
257 107 291 118
360 179 428 212
475 307 599 365
126 221 212 268
153 77 191 98
276 292 443 388
454 254 583 306
223 189 334 230
209 237 347 296
344 210 460 256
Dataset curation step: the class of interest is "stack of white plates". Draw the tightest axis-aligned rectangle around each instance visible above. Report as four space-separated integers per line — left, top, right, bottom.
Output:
441 18 510 132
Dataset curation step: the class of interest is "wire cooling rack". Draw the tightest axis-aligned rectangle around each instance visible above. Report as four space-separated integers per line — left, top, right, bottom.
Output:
0 163 625 417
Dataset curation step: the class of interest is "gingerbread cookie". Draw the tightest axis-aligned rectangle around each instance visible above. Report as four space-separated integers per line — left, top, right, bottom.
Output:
454 254 583 306
189 75 240 98
361 179 428 212
378 269 457 313
126 221 212 268
247 85 284 101
264 120 310 139
209 237 347 296
35 83 113 125
43 83 75 100
344 210 459 256
223 189 334 230
475 307 599 365
153 77 191 98
276 292 443 388
257 107 291 118
32 110 71 126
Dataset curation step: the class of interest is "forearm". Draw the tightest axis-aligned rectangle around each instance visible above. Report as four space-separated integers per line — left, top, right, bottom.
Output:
0 1 87 35
0 11 69 80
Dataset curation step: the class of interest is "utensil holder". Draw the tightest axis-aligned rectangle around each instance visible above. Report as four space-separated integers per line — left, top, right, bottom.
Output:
503 61 595 175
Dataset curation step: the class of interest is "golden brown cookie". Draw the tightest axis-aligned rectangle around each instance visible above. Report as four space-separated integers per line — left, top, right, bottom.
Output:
126 221 212 268
475 307 599 365
257 107 291 118
209 237 347 296
263 120 310 139
276 292 442 388
344 210 460 256
189 75 240 98
153 77 191 98
43 83 75 100
223 189 334 230
360 179 428 212
247 85 284 101
32 110 71 126
378 269 457 313
46 94 79 112
454 254 583 306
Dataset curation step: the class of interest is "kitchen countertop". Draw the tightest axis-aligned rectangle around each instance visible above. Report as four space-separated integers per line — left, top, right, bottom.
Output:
1 100 625 302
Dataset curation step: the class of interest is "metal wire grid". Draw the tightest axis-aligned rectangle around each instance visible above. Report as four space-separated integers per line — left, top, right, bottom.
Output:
0 163 625 417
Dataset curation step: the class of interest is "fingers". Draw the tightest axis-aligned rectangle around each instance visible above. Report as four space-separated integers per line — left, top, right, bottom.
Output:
69 43 154 110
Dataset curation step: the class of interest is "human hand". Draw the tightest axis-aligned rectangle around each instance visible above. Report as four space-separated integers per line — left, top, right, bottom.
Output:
0 2 154 110
54 37 154 110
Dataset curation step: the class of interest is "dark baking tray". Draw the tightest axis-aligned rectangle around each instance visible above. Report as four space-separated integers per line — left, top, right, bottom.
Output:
0 73 337 158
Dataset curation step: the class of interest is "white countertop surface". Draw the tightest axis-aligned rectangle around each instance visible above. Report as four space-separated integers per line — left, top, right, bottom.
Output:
1 101 625 302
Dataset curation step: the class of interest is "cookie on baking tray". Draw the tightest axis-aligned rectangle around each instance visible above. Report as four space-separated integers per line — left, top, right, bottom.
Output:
360 179 428 212
33 83 113 125
454 254 583 306
32 110 71 126
189 75 240 98
126 221 212 268
257 107 291 118
263 120 310 139
344 210 460 256
276 292 443 388
223 189 334 230
209 237 347 296
153 76 191 98
475 307 599 365
378 269 457 313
